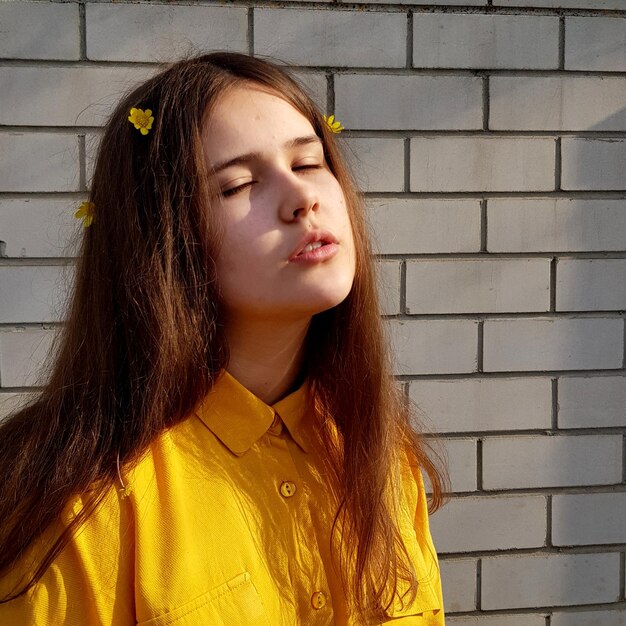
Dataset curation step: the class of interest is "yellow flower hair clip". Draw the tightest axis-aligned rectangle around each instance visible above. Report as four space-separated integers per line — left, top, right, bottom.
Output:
128 107 154 135
74 201 95 228
323 114 344 134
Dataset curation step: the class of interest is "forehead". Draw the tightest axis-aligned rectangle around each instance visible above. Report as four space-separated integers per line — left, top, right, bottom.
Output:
202 84 317 164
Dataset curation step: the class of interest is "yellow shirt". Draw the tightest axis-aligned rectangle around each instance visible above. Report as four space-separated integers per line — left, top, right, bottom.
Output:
1 370 444 625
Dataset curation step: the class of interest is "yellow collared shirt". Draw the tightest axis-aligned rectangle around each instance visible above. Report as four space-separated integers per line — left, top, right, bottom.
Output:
1 370 444 625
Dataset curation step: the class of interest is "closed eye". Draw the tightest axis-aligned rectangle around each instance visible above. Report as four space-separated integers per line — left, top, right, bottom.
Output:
222 181 254 197
293 164 322 172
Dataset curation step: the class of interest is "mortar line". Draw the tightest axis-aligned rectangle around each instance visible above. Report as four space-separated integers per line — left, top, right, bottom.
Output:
623 317 626 369
552 377 559 430
328 72 335 114
477 320 484 373
404 137 410 193
622 434 626 484
79 2 87 61
248 8 254 55
483 76 490 131
555 138 562 191
559 16 566 70
78 135 86 192
620 552 626 601
546 494 553 548
480 198 488 252
476 559 482 611
400 260 407 314
476 438 483 492
550 257 557 312
406 11 413 70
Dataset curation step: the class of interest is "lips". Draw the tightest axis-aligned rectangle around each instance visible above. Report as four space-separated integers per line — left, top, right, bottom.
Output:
289 230 338 261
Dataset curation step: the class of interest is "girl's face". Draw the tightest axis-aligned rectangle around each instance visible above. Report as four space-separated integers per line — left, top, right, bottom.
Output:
202 84 356 323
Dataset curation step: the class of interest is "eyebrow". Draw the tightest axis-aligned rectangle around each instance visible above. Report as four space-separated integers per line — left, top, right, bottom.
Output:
210 134 323 174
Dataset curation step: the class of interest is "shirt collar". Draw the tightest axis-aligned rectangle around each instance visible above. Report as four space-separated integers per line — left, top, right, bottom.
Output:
193 369 311 456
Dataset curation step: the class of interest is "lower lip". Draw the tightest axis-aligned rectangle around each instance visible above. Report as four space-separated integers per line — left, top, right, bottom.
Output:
291 243 339 264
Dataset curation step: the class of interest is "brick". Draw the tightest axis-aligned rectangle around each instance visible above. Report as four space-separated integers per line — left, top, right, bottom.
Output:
388 320 478 375
498 0 624 7
0 2 80 60
565 17 626 72
409 377 552 433
366 199 481 255
562 139 626 191
377 260 401 316
86 4 247 62
0 198 81 258
0 133 79 192
557 260 626 312
487 198 626 253
430 495 546 553
482 434 622 490
553 493 626 547
406 258 550 314
255 9 406 68
0 392 34 421
289 71 327 111
491 76 626 131
482 553 620 609
413 14 558 69
359 0 485 5
448 617 544 626
437 438 477 493
343 138 404 192
551 609 626 626
559 376 626 429
0 329 56 388
483 317 624 372
410 137 555 192
0 266 73 324
335 75 482 130
439 559 476 613
0 66 156 127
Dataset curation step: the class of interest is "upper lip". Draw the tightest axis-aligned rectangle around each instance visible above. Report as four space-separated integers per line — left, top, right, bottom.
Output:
289 230 338 261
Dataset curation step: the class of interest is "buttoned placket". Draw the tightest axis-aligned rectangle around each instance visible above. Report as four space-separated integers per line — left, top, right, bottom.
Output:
267 410 334 625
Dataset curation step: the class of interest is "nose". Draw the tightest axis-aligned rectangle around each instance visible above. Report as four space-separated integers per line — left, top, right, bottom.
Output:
277 171 320 222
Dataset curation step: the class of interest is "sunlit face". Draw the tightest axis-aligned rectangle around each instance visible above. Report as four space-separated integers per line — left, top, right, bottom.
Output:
201 84 356 324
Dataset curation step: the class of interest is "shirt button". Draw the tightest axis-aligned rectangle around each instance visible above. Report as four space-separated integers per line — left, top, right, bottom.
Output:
279 481 297 497
311 591 327 609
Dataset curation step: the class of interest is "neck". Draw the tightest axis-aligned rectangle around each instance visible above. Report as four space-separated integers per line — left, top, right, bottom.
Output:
224 314 311 405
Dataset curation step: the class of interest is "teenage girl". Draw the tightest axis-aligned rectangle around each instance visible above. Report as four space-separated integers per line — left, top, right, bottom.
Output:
0 52 447 625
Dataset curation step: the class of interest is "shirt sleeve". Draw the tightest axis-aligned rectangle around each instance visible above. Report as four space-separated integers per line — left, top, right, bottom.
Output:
0 486 135 626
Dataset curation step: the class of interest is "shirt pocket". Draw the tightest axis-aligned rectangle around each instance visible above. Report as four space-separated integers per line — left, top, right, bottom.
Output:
137 571 272 626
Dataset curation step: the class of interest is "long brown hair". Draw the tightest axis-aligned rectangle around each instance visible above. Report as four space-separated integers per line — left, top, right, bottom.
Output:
0 52 447 616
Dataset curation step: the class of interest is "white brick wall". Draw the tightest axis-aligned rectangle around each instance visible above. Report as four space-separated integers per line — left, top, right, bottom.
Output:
482 553 621 609
430 494 547 552
410 137 555 192
438 559 477 613
405 258 550 314
335 75 482 130
482 435 622 489
409 377 552 433
562 138 626 191
2 1 625 622
0 2 80 60
490 76 626 131
86 4 248 61
0 133 79 192
552 492 626 546
412 14 559 69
